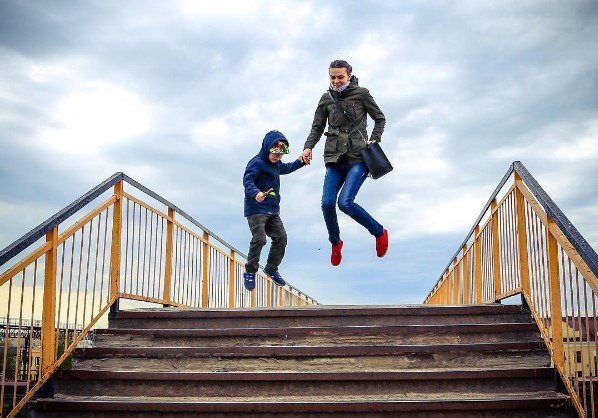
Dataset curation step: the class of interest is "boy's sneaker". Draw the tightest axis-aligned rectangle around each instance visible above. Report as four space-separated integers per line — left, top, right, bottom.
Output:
376 229 389 257
264 269 286 287
331 240 343 266
243 271 256 291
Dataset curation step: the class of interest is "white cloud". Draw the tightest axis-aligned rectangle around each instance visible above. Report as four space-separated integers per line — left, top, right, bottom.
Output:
1 1 597 306
38 81 151 155
0 201 59 251
177 0 317 26
380 192 486 239
490 119 598 163
394 128 449 175
177 0 262 17
553 124 598 161
26 62 74 83
191 117 233 148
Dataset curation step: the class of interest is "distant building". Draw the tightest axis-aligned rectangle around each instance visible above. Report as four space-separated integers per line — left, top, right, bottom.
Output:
1 319 92 383
546 316 597 379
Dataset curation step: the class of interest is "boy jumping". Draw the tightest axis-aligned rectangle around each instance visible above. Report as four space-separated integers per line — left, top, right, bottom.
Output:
242 130 305 291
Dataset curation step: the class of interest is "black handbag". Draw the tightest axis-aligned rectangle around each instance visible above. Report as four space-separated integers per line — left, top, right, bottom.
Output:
361 141 393 179
327 91 393 179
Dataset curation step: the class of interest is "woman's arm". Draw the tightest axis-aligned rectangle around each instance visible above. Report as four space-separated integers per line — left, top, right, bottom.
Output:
362 88 385 142
303 94 329 150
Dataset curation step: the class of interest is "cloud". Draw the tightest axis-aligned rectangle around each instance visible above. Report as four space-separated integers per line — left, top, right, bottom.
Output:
1 0 597 306
490 119 598 163
38 81 151 155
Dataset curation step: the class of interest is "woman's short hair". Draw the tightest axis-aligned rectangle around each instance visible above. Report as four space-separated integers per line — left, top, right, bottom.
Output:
329 60 352 75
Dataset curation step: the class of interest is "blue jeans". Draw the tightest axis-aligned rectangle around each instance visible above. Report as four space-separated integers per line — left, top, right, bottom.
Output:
321 161 383 245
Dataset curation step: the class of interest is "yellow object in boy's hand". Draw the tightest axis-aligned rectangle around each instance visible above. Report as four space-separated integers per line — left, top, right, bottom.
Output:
255 188 275 203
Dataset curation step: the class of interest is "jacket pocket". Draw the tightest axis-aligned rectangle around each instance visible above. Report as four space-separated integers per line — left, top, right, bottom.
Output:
352 137 366 153
328 105 345 127
347 101 365 121
324 137 337 156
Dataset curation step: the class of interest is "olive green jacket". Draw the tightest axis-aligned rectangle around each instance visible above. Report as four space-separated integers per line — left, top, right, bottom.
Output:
303 76 386 165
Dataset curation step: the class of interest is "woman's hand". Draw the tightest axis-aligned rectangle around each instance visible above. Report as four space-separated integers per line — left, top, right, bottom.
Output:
300 148 312 165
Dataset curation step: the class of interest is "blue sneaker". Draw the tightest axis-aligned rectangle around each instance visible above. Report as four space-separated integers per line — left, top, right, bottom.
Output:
243 271 256 291
264 269 286 287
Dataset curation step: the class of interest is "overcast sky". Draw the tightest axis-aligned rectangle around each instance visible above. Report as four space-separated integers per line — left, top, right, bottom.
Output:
1 0 597 305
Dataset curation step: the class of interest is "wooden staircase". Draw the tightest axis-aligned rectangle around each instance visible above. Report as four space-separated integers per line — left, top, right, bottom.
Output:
30 304 577 417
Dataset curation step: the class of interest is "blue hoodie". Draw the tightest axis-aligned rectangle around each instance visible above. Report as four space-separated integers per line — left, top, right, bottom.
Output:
243 130 304 217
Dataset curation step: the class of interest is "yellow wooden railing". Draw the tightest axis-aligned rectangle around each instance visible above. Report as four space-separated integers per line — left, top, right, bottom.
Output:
0 173 318 418
425 161 598 418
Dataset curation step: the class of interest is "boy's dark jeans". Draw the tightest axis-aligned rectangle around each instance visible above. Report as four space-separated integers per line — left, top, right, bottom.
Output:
245 214 287 273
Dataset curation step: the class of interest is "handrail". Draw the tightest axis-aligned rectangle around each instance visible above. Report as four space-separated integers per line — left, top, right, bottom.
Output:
0 173 310 297
0 173 123 267
433 161 598 294
118 174 249 265
0 173 318 418
514 162 598 278
3 173 242 272
435 163 516 284
424 161 598 418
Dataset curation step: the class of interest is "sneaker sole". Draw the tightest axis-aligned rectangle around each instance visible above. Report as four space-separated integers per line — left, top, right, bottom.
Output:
264 272 286 287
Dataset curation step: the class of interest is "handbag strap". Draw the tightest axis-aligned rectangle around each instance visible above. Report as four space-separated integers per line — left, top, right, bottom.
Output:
327 91 368 143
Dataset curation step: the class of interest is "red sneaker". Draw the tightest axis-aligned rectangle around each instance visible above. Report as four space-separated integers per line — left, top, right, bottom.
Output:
331 240 343 266
376 229 389 257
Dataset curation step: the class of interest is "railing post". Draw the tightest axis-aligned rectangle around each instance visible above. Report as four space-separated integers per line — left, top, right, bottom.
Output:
40 226 58 377
440 274 446 304
462 244 470 304
474 225 483 303
547 216 565 366
452 258 459 304
491 199 502 300
267 281 272 308
228 250 236 308
431 287 438 304
202 231 210 308
514 173 531 296
109 180 123 316
440 272 446 304
163 208 174 306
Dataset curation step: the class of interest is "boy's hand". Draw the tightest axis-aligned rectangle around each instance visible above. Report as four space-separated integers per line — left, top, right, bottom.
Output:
255 188 274 202
300 148 312 165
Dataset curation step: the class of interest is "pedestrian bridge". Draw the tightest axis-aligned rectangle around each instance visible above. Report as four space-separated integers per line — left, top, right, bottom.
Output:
1 161 596 417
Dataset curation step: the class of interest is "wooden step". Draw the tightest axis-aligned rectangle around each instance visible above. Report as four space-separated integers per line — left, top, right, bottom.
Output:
30 394 575 418
109 305 532 329
53 368 558 398
30 304 575 417
93 322 542 347
72 342 551 372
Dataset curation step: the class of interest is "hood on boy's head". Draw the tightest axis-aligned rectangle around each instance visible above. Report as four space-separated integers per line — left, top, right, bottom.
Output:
260 130 289 160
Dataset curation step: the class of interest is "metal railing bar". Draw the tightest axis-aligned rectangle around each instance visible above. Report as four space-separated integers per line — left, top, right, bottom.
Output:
120 175 319 299
514 161 598 280
2 171 318 303
120 174 247 260
430 160 598 301
8 295 117 417
118 292 188 308
0 173 123 267
432 163 516 293
0 243 51 287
